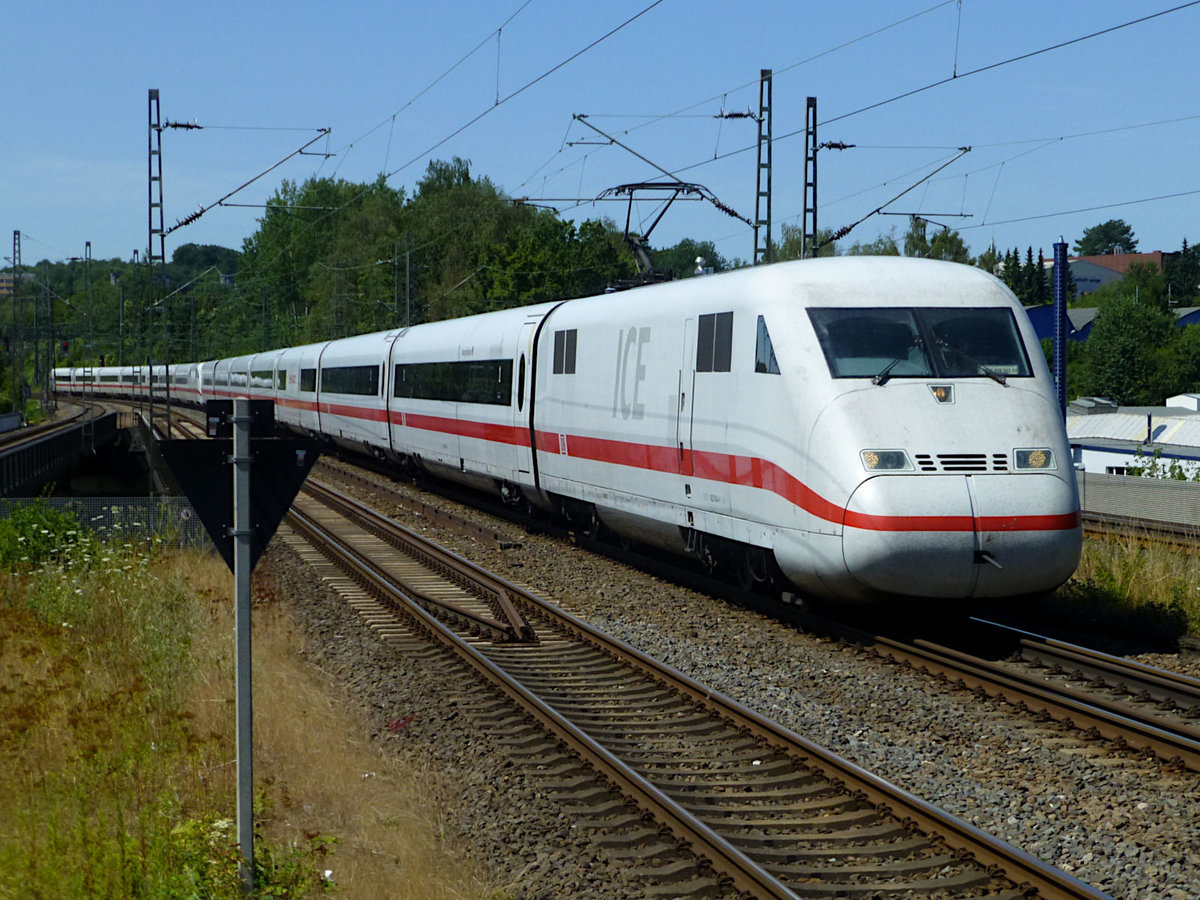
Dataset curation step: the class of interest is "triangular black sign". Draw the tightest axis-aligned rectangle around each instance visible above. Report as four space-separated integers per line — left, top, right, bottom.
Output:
158 437 321 572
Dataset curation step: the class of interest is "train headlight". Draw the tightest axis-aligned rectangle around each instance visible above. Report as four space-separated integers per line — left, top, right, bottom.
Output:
861 449 912 471
1015 448 1056 470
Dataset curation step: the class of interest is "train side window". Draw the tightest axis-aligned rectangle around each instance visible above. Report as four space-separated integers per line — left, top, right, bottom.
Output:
276 369 287 391
320 364 380 396
300 368 317 392
755 315 780 374
553 329 577 374
697 311 733 372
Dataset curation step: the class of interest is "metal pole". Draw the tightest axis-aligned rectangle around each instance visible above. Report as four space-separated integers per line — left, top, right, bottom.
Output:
1053 239 1068 419
232 397 254 889
405 232 412 327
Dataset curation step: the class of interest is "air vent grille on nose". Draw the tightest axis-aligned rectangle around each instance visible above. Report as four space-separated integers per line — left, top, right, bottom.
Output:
913 453 1010 472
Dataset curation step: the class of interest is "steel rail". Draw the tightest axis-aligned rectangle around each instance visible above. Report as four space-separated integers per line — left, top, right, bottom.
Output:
1016 636 1200 711
285 501 799 900
877 635 1200 773
509 596 1111 900
299 480 535 642
0 404 90 450
314 457 521 550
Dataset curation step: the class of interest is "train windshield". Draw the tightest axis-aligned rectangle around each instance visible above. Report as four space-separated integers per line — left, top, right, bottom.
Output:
808 307 1032 382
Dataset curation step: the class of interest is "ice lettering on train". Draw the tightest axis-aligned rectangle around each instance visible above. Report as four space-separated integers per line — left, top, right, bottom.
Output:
612 326 650 420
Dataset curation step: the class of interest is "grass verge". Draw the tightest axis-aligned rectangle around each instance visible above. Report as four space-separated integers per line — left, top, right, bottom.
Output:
1046 531 1200 638
0 503 497 898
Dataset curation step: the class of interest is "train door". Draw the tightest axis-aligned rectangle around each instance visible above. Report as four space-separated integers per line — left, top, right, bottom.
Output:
512 320 538 479
677 318 696 476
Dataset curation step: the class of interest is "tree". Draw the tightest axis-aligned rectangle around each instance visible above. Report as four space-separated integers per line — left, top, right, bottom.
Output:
975 243 1001 275
928 228 972 264
774 223 838 260
169 243 238 278
1074 219 1137 256
1080 294 1175 404
844 229 900 256
903 217 929 257
484 213 635 310
1020 247 1048 306
901 217 971 263
1122 261 1169 311
651 238 729 279
1164 238 1199 306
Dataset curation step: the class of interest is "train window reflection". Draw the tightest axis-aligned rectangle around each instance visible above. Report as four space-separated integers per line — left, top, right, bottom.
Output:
808 307 1031 380
755 315 780 374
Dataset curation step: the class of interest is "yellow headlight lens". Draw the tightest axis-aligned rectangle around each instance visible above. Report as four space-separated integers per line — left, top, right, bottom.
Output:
861 450 911 471
1015 448 1055 470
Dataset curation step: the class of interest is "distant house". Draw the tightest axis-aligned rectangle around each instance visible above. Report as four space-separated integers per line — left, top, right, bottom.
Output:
1022 250 1193 342
1070 251 1167 296
1025 303 1200 343
1068 394 1200 476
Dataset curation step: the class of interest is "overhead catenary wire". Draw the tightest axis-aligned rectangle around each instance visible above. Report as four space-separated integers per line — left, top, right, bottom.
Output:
165 129 331 236
327 0 536 171
960 187 1200 231
537 1 1200 200
234 0 667 297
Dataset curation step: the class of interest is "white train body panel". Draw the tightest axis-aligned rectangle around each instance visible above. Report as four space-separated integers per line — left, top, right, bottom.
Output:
55 257 1080 603
386 304 556 491
275 342 327 435
311 333 390 454
247 351 285 404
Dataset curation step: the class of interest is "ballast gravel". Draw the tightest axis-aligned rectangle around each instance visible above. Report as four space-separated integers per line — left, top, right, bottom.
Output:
270 470 1200 900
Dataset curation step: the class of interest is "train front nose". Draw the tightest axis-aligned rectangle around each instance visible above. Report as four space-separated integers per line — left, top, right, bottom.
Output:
842 473 1081 599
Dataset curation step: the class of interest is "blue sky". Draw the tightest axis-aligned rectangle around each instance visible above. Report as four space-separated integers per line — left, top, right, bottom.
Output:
5 1 1199 269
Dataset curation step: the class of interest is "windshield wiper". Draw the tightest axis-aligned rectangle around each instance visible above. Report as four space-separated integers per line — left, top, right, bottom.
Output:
934 338 1008 386
872 337 922 386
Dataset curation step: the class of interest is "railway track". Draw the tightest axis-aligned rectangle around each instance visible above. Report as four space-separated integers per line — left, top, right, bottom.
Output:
825 615 1200 775
283 476 1110 900
317 455 1200 769
0 402 92 450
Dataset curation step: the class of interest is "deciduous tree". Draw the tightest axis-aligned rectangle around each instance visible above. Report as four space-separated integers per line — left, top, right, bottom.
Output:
1074 219 1137 256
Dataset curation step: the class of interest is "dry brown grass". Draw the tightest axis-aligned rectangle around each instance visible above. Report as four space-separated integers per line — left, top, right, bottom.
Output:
244 557 499 899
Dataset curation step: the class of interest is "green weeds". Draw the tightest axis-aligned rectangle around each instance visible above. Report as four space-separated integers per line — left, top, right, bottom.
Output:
1051 532 1200 638
0 514 332 898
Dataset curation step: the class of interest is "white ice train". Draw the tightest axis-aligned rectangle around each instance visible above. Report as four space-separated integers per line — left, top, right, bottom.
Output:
55 257 1082 602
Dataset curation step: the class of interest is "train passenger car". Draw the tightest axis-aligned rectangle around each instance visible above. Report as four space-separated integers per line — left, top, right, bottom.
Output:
198 360 219 406
311 333 390 456
171 362 204 406
212 355 255 401
387 303 557 496
247 351 285 406
275 341 328 437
